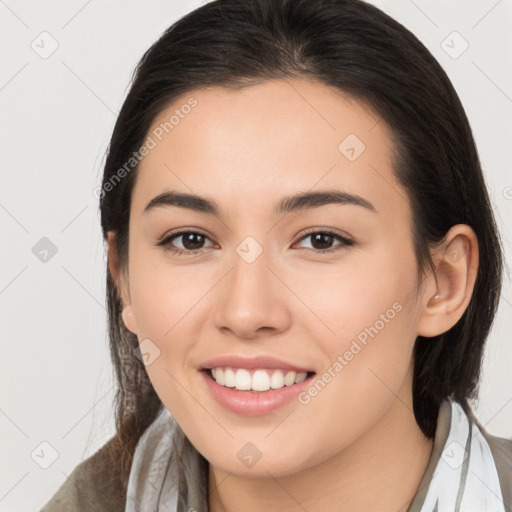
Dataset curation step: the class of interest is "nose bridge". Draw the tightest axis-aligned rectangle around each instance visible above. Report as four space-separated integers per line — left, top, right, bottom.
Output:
213 235 289 337
232 236 270 293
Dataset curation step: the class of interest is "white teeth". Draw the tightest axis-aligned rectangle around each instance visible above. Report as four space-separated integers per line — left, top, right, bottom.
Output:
284 371 296 386
252 370 271 391
270 370 284 389
235 369 252 390
209 367 310 391
224 368 236 387
215 368 225 386
295 372 307 383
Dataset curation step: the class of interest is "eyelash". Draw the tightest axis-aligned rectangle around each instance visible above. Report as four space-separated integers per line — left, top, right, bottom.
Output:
156 229 355 256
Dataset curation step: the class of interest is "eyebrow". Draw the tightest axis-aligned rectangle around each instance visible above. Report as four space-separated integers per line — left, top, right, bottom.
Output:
143 189 377 217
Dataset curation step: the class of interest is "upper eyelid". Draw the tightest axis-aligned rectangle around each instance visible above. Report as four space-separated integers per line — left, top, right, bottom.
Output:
157 227 206 242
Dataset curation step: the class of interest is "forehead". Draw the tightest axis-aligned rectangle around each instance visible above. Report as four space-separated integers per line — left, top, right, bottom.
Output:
131 78 405 219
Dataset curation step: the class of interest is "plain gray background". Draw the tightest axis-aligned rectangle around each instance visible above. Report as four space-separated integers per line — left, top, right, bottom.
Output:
1 1 511 510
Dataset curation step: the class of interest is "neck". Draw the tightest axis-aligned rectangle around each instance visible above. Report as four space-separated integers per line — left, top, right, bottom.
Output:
208 382 434 512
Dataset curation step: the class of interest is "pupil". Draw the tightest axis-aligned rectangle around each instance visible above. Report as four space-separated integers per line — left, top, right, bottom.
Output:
312 233 333 250
183 233 204 250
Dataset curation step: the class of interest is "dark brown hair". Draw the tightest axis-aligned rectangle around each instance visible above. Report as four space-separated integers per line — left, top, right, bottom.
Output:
98 0 503 493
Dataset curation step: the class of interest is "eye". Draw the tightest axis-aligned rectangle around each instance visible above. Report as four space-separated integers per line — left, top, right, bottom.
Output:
293 229 354 253
156 228 354 256
157 230 215 255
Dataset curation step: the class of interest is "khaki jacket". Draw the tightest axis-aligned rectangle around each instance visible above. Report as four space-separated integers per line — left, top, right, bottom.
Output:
41 405 512 512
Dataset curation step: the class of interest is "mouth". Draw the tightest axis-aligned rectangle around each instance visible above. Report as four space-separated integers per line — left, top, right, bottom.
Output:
199 365 317 416
202 367 316 393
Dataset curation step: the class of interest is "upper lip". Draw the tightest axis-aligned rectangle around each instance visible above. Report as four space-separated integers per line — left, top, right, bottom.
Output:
200 355 314 373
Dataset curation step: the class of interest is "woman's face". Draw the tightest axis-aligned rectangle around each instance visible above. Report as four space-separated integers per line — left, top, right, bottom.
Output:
117 77 428 476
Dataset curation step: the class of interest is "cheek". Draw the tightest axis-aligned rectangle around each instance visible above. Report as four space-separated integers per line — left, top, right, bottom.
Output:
282 244 417 344
290 245 420 398
129 243 208 336
126 248 207 387
127 261 203 413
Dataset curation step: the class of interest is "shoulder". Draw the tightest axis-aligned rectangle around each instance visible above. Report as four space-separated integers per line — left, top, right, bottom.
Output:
482 429 512 511
473 416 512 512
40 435 126 512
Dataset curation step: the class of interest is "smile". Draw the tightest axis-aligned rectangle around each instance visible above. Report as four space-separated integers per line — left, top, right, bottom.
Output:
200 368 316 416
210 367 309 392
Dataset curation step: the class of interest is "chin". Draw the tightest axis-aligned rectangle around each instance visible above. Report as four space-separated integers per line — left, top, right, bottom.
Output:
204 441 324 479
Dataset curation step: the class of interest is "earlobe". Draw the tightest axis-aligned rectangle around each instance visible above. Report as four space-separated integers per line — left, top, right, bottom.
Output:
417 225 478 338
121 305 138 334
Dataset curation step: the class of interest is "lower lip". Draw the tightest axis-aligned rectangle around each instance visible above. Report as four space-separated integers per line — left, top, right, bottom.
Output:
200 370 315 416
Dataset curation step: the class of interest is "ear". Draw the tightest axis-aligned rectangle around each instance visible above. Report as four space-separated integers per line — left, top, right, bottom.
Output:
417 224 479 338
107 231 138 335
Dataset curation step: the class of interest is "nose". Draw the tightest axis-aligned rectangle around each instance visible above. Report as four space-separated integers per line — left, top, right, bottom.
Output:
213 246 291 340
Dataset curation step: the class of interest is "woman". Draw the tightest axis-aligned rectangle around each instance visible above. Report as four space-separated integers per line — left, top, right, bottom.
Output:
42 0 511 510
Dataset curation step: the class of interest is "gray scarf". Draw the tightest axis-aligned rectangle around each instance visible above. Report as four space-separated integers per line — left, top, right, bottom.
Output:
124 398 506 512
